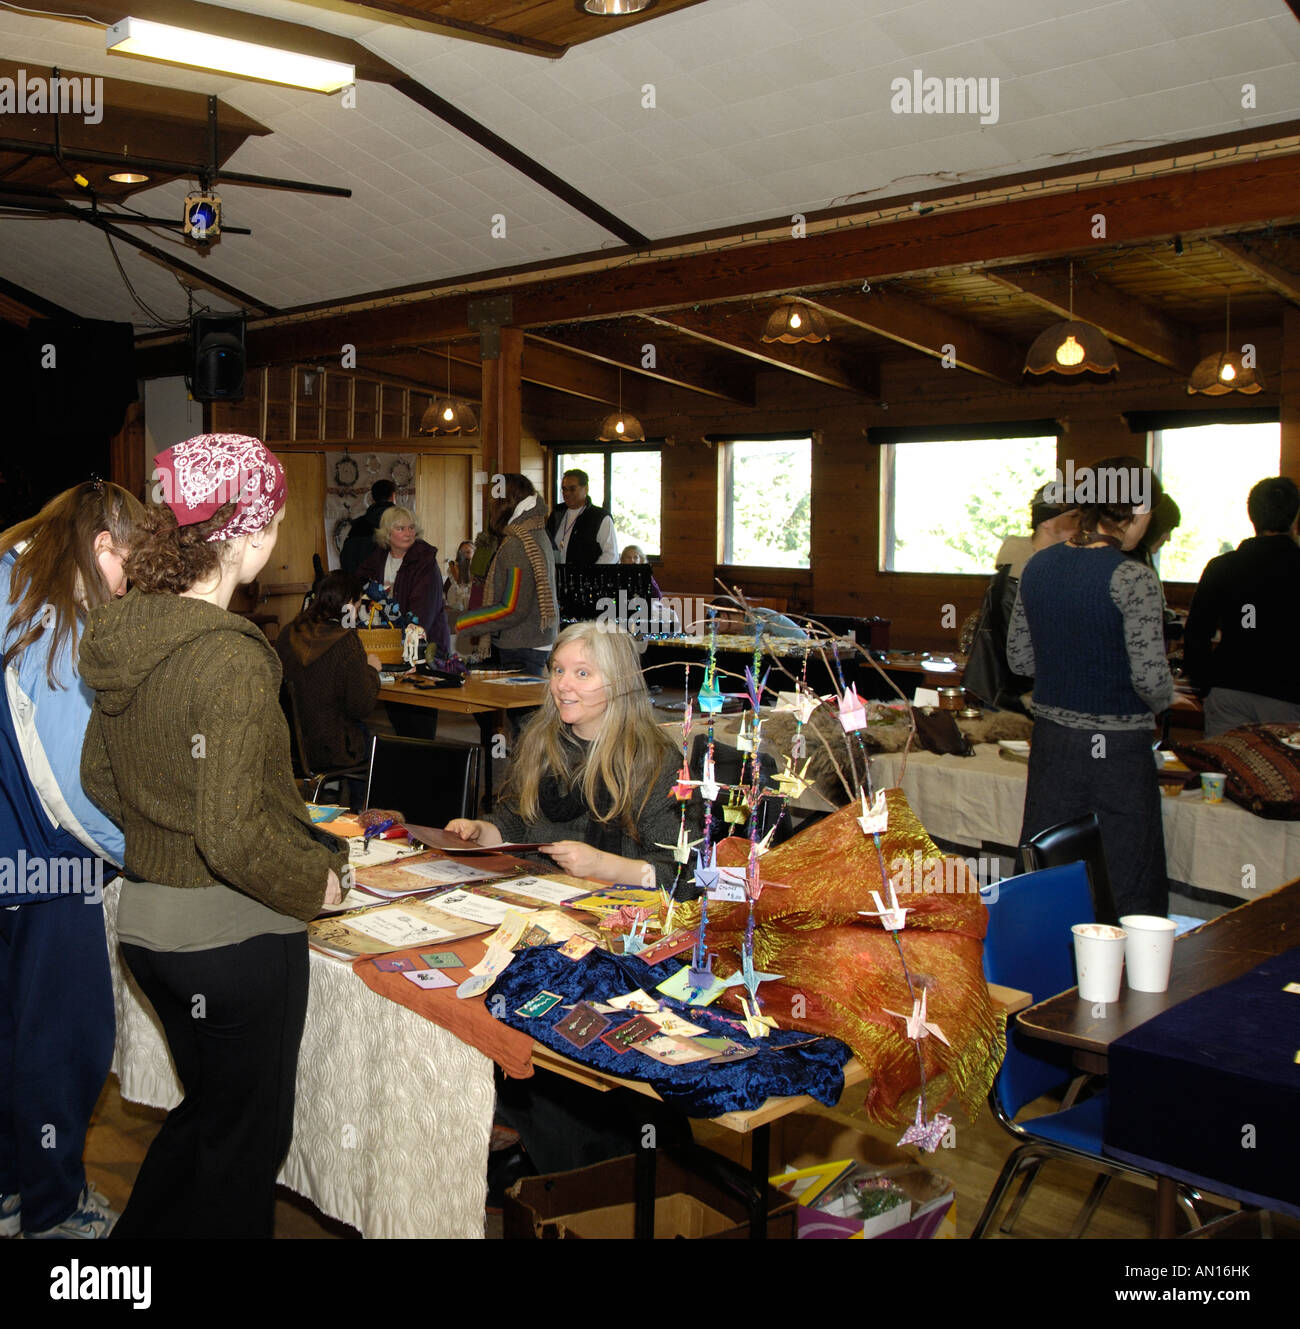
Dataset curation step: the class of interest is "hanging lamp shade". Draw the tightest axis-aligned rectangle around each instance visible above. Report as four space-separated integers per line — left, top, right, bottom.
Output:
761 301 829 344
420 398 478 435
1187 350 1264 396
1024 320 1118 375
596 410 645 443
1187 291 1264 395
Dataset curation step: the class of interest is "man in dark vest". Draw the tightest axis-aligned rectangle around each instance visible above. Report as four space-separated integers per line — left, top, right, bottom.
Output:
340 478 396 574
546 468 618 565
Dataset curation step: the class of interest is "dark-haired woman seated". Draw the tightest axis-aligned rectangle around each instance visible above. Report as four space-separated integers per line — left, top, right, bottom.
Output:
276 570 380 797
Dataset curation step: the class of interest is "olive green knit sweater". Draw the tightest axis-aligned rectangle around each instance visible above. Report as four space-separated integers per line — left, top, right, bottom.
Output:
79 590 345 922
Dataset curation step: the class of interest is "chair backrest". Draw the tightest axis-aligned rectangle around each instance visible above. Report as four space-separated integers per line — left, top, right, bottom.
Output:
279 678 313 780
1021 812 1118 925
364 734 481 825
982 861 1095 1119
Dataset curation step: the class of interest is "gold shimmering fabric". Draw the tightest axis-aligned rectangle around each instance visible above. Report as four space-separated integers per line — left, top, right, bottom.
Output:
707 790 1005 1128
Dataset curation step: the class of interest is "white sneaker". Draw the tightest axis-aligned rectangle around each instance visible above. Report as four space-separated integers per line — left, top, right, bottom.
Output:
23 1184 118 1239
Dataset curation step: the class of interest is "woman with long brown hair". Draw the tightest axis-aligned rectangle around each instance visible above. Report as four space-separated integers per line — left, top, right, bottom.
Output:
1 480 143 1239
78 435 346 1239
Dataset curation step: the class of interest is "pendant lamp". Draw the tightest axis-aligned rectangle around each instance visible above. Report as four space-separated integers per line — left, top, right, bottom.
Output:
1024 262 1118 376
597 368 645 442
1187 291 1264 395
761 301 829 344
420 347 478 435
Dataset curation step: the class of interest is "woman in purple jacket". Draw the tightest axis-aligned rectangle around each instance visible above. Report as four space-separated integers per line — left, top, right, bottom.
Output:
356 506 450 656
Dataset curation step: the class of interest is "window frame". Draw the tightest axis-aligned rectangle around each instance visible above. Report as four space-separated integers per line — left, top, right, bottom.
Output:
545 440 664 560
713 433 814 570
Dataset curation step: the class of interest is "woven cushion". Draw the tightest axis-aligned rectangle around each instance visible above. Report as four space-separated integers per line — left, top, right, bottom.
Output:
1172 724 1300 820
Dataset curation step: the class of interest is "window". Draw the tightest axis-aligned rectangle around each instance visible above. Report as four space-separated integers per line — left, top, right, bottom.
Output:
1153 421 1281 582
882 434 1057 573
554 447 661 559
719 437 811 568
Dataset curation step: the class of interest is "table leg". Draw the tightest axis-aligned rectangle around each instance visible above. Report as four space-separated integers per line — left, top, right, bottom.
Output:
1155 1175 1178 1238
748 1124 770 1239
635 1138 657 1240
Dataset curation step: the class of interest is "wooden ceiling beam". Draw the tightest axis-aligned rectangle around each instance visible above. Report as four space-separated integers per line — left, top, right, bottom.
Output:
641 307 879 397
805 288 1024 384
525 329 755 405
136 155 1300 375
1206 237 1300 305
984 267 1199 373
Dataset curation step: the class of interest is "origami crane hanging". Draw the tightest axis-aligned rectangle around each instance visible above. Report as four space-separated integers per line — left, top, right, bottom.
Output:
837 683 868 733
859 880 909 932
655 821 706 864
768 753 813 799
697 663 725 714
788 687 822 725
621 915 651 956
721 786 751 826
857 788 889 836
743 663 770 711
882 988 950 1047
670 761 699 802
697 751 721 802
721 949 784 1003
738 996 779 1039
734 711 762 753
691 845 720 896
896 1101 953 1154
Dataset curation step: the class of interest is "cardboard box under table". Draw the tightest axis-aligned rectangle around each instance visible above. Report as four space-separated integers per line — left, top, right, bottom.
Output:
504 1153 797 1240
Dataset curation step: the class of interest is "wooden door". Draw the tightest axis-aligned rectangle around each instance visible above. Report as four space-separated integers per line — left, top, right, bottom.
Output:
415 451 473 563
262 451 326 632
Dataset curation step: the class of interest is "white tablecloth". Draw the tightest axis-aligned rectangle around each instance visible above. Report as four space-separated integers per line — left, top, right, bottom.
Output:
104 881 494 1238
870 745 1300 902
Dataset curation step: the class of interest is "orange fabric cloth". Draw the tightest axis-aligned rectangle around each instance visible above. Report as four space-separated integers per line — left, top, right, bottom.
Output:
708 789 1005 1126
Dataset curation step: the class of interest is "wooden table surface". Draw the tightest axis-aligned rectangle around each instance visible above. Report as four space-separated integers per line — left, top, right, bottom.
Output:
379 674 547 715
1016 877 1299 1065
532 981 1031 1134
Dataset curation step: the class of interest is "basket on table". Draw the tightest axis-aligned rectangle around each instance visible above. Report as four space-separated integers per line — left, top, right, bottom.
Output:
357 626 405 664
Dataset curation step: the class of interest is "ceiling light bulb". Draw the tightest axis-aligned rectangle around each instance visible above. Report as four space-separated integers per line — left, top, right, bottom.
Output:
1055 335 1084 367
442 405 454 421
789 311 802 329
1219 360 1236 382
615 419 625 434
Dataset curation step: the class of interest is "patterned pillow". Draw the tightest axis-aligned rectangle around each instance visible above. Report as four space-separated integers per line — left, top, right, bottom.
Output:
1172 724 1300 820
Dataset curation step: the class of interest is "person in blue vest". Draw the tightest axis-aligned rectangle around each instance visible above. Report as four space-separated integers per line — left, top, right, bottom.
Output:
1007 458 1174 918
546 469 618 565
1 479 144 1238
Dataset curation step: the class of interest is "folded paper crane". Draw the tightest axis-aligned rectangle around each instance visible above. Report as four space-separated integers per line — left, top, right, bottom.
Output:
882 988 950 1047
738 995 778 1039
768 753 813 800
655 820 705 865
859 880 909 932
670 761 699 802
721 948 783 1003
897 1101 953 1154
697 663 725 714
697 751 721 802
837 683 868 733
857 788 889 836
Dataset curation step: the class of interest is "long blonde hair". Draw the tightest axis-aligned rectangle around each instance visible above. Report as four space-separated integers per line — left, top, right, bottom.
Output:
502 624 674 839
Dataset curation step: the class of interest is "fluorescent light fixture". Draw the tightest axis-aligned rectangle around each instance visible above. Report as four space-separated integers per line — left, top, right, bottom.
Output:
106 17 354 93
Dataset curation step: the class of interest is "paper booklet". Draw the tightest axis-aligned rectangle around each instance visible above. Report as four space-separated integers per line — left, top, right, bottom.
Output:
307 897 494 960
351 850 505 897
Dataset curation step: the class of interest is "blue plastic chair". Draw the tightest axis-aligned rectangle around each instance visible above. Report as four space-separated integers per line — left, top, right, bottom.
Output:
974 862 1199 1238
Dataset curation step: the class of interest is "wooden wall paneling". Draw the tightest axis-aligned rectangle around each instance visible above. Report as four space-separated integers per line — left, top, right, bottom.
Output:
381 383 406 438
109 399 148 500
414 449 475 567
1283 307 1300 478
658 440 718 594
353 380 378 439
325 371 353 440
293 366 324 442
207 366 265 439
265 451 325 630
265 365 293 442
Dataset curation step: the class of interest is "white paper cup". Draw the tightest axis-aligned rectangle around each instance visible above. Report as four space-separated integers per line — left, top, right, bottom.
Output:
1120 914 1177 993
1071 923 1127 1003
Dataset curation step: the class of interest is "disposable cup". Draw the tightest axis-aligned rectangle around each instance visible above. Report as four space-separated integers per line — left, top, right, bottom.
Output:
1120 914 1177 993
1200 772 1227 804
1071 923 1126 1003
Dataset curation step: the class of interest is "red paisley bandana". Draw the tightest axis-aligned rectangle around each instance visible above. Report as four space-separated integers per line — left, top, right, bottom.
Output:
153 434 286 543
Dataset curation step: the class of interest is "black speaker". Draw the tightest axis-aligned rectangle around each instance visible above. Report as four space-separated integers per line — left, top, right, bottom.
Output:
190 314 245 401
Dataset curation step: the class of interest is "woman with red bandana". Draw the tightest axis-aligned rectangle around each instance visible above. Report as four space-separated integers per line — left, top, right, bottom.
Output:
79 435 347 1239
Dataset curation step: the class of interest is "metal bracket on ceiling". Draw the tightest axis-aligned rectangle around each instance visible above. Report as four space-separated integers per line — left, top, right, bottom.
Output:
468 295 513 360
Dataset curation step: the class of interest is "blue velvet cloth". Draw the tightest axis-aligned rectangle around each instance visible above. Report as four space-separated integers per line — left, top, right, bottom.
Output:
1104 946 1300 1217
494 945 852 1117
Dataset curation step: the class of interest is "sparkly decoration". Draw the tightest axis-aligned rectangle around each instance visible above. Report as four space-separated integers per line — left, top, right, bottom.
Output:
897 1102 953 1154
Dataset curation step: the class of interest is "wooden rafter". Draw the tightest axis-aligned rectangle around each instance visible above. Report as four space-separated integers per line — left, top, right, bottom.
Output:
1206 237 1300 305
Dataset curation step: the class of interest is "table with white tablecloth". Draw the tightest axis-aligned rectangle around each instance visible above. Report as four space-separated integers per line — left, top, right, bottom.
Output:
104 880 494 1239
869 744 1300 902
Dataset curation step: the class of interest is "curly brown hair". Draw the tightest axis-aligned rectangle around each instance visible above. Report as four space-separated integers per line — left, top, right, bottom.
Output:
124 501 238 595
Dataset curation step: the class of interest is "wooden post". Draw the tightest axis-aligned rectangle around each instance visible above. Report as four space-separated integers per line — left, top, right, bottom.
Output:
480 327 523 478
108 399 148 501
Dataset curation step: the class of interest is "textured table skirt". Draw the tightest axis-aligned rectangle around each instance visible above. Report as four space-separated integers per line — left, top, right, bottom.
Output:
104 880 494 1238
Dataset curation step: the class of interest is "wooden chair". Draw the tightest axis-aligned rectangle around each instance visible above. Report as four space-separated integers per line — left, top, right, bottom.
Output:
279 679 370 805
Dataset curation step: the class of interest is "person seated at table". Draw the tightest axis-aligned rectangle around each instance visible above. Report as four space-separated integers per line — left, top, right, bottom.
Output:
355 506 450 657
1008 457 1174 919
1183 475 1300 736
275 571 380 801
447 623 693 887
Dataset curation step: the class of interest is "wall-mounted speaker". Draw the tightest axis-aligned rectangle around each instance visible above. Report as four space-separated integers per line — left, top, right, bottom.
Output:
190 313 245 401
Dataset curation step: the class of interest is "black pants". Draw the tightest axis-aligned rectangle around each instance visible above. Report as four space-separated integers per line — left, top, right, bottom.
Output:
113 932 308 1239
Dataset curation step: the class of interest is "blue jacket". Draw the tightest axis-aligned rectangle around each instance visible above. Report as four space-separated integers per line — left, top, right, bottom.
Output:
1 549 123 906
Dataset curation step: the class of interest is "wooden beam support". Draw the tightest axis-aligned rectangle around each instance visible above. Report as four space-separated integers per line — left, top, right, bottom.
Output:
1206 237 1300 305
480 327 522 476
526 329 755 405
138 155 1300 374
805 288 1024 384
641 308 878 397
985 267 1200 374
